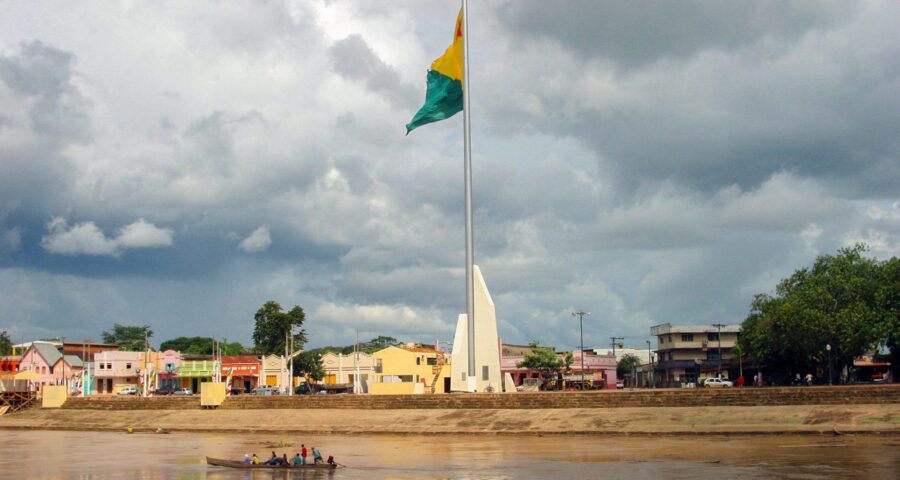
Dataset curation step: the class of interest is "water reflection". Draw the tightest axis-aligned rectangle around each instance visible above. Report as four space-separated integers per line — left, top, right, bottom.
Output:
1 430 897 479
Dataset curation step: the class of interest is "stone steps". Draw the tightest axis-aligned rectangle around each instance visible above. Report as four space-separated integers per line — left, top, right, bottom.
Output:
60 385 900 410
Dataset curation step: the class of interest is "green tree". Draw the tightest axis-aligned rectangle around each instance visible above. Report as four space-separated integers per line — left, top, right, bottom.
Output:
739 245 897 382
516 341 567 377
361 335 400 354
0 330 11 356
159 336 244 355
252 301 308 355
617 353 642 379
101 323 153 351
295 351 325 381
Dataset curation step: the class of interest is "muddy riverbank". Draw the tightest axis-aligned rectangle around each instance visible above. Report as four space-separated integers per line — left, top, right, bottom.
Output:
2 404 898 435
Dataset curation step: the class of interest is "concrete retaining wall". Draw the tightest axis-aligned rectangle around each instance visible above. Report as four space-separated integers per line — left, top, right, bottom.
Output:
60 384 900 410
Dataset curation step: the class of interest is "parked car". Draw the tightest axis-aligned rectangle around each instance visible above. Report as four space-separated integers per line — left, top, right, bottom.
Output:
117 386 138 396
151 388 171 396
229 387 245 395
615 380 625 389
703 377 734 388
252 385 279 396
172 387 192 396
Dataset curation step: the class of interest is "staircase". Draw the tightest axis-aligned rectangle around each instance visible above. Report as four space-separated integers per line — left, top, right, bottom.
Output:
55 384 900 410
429 366 442 394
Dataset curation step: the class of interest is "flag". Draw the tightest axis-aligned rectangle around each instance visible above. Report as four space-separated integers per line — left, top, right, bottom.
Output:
406 9 464 134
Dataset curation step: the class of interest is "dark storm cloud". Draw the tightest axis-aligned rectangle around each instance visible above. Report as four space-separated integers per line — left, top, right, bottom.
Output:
486 1 900 196
0 41 90 215
499 0 858 68
328 34 419 110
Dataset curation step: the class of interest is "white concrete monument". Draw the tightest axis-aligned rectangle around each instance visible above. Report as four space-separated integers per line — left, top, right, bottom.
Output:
451 265 502 392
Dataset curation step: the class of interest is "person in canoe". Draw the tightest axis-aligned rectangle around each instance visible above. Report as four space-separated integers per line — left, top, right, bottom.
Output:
242 454 251 465
293 453 303 466
265 452 281 465
312 446 323 464
251 454 260 465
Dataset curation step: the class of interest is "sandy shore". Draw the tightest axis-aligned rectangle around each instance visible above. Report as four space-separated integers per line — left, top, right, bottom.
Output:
2 404 898 435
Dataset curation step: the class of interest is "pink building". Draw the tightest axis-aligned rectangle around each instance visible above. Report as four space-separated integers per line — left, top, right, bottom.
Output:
500 343 617 389
156 350 181 392
93 351 144 394
17 341 84 391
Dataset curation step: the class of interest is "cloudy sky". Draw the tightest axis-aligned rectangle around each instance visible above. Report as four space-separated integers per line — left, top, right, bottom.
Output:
1 1 898 351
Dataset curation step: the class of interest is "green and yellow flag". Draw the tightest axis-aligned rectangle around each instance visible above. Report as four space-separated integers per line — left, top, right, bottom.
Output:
406 9 464 134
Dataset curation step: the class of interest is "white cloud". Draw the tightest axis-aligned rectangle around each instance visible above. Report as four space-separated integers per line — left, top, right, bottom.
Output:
41 217 173 257
238 226 272 253
311 301 449 336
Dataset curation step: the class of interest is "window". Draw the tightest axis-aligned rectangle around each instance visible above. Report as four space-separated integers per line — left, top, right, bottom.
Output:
460 372 466 381
126 363 132 369
681 334 694 342
427 357 437 366
482 365 489 381
107 363 112 369
416 357 421 365
707 351 720 360
708 333 719 341
99 363 104 369
667 334 673 343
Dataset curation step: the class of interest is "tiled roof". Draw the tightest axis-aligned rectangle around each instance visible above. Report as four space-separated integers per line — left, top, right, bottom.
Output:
396 345 440 354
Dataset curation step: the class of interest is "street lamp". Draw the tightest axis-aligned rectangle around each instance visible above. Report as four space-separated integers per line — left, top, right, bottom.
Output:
826 344 833 386
572 311 590 389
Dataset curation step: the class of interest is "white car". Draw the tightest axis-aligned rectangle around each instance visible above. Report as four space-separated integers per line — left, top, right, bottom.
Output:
252 385 279 396
703 377 734 388
116 386 138 395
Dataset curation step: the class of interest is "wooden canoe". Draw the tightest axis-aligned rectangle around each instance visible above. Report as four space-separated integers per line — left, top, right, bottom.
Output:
206 457 339 470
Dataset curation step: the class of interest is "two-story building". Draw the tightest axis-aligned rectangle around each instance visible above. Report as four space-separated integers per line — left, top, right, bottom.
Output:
155 350 181 393
370 344 450 395
321 351 376 391
651 323 742 387
18 342 84 392
93 351 146 394
178 355 217 393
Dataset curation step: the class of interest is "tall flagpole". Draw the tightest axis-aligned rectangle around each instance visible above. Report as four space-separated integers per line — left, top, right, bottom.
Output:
461 0 476 388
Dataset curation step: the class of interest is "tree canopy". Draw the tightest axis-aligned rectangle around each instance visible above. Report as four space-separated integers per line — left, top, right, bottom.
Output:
0 330 11 356
101 323 153 351
159 336 244 355
617 353 642 378
295 351 325 381
516 341 570 377
252 301 308 355
308 335 401 356
739 245 898 381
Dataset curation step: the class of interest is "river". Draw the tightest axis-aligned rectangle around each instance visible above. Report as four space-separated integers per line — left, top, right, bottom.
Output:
1 430 897 479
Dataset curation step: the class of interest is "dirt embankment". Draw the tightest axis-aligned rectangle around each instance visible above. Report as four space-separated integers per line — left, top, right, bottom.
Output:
1 404 898 435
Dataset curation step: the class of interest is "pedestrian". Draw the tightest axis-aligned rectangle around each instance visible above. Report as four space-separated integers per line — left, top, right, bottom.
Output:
736 375 745 388
805 373 813 386
301 444 307 465
753 374 758 387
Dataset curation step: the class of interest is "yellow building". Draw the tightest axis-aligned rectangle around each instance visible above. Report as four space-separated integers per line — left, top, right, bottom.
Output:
369 344 451 395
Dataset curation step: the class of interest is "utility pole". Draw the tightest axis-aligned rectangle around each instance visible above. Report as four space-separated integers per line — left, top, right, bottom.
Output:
712 324 725 378
646 340 653 388
59 336 66 390
609 337 624 359
826 344 833 386
571 311 590 388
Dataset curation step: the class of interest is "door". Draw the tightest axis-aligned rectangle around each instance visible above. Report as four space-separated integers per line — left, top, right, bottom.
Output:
443 377 451 393
266 375 277 386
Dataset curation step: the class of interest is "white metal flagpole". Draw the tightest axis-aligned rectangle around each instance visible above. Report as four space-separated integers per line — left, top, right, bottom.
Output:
461 0 476 390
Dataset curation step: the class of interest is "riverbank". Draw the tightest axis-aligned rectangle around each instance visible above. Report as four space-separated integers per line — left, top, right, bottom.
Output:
2 403 898 435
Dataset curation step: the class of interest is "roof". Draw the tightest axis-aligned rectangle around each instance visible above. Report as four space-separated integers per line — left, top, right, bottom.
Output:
650 323 742 336
62 355 84 368
31 342 63 366
221 356 259 364
395 344 440 354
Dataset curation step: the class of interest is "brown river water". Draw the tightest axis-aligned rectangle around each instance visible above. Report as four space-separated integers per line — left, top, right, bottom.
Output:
0 430 897 479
